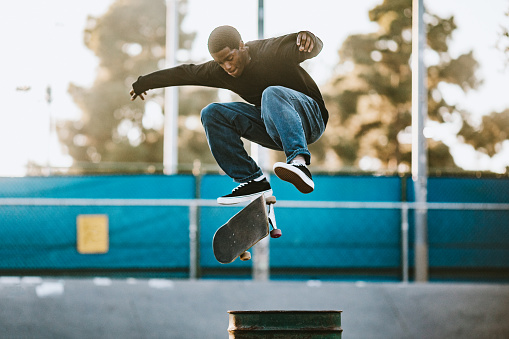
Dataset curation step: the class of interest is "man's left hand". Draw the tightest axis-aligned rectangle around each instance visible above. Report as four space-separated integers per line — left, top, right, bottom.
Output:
130 88 147 101
296 31 315 53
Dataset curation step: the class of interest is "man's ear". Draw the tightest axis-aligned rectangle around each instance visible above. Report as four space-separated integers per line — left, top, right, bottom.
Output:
238 40 245 50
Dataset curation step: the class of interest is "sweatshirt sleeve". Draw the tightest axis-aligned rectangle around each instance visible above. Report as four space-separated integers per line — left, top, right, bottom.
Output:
271 31 323 64
132 61 219 95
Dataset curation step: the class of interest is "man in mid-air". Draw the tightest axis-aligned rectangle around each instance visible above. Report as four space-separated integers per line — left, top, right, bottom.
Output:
130 25 328 204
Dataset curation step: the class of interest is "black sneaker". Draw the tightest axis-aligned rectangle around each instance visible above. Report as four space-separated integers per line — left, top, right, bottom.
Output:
217 178 273 205
273 162 314 193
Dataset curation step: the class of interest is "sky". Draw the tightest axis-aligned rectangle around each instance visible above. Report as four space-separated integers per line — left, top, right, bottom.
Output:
1 0 508 176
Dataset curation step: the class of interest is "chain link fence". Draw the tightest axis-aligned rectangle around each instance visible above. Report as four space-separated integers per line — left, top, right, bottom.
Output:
1 175 508 281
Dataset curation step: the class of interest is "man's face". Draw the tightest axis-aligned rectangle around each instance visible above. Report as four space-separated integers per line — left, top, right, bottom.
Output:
211 42 249 78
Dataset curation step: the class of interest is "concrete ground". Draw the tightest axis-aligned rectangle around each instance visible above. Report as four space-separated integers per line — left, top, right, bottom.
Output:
0 277 508 338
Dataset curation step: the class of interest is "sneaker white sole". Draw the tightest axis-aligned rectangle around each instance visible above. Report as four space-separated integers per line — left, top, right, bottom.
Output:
217 189 273 205
273 162 314 194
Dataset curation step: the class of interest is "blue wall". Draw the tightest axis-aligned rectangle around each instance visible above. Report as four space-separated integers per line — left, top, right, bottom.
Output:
0 174 508 280
407 177 509 270
200 175 402 271
0 175 195 271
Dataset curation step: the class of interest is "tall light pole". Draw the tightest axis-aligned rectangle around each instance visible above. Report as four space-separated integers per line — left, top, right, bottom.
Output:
412 0 429 282
250 0 269 172
164 0 179 175
46 85 53 176
252 0 270 281
258 0 264 40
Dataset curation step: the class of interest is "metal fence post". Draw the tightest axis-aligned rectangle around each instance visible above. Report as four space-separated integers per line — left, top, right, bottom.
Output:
163 0 179 175
412 0 429 282
252 0 270 281
189 203 198 280
401 203 409 283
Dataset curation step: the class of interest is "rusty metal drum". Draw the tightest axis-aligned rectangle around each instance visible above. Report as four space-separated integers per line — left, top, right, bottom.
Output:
228 310 342 338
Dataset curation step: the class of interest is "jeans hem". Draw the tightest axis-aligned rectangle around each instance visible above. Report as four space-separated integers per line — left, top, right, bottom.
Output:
287 149 311 165
235 169 264 183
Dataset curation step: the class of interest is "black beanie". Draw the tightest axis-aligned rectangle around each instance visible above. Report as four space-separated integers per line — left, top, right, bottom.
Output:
207 25 242 54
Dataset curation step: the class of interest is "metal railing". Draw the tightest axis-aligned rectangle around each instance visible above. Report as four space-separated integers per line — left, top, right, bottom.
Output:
2 197 508 282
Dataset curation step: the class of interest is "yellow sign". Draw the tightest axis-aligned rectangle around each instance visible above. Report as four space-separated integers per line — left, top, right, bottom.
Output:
77 214 109 254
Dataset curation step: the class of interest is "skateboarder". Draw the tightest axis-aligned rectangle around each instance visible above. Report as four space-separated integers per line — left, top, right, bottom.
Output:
130 25 328 204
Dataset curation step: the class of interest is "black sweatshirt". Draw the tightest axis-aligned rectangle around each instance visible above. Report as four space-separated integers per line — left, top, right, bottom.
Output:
132 32 328 124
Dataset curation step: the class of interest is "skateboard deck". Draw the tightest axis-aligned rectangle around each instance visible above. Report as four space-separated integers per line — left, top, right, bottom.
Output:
213 195 278 264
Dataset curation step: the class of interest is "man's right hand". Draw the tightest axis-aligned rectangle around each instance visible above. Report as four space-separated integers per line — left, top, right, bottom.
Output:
130 88 147 101
296 31 316 53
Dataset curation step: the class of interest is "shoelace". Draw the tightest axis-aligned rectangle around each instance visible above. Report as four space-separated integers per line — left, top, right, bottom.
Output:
232 181 249 192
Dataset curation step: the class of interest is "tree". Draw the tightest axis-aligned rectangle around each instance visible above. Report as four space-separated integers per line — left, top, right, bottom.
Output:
448 4 509 173
58 0 217 173
459 109 509 157
316 0 482 173
456 5 509 172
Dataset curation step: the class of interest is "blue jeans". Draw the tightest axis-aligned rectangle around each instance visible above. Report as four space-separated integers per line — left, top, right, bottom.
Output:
200 86 325 183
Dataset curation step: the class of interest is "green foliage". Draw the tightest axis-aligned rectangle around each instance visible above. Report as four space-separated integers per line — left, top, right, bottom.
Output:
316 0 490 172
459 109 509 157
59 0 215 173
59 0 509 174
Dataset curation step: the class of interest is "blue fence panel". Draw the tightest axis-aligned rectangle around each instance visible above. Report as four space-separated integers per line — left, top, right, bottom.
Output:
199 175 247 268
199 175 402 270
406 177 509 269
0 175 195 271
272 175 401 202
0 174 195 199
2 174 508 279
427 177 509 203
271 176 401 269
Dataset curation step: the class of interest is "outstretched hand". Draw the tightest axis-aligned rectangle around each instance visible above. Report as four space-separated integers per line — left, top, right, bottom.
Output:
296 31 315 53
130 88 147 101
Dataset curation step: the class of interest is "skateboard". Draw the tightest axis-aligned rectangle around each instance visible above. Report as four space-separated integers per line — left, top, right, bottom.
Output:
213 195 281 264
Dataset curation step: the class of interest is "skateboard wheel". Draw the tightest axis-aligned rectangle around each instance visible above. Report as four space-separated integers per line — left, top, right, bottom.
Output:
270 229 282 238
240 251 251 261
266 196 276 204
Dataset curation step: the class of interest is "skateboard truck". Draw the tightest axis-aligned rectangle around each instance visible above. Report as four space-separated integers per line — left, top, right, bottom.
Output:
266 196 281 238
